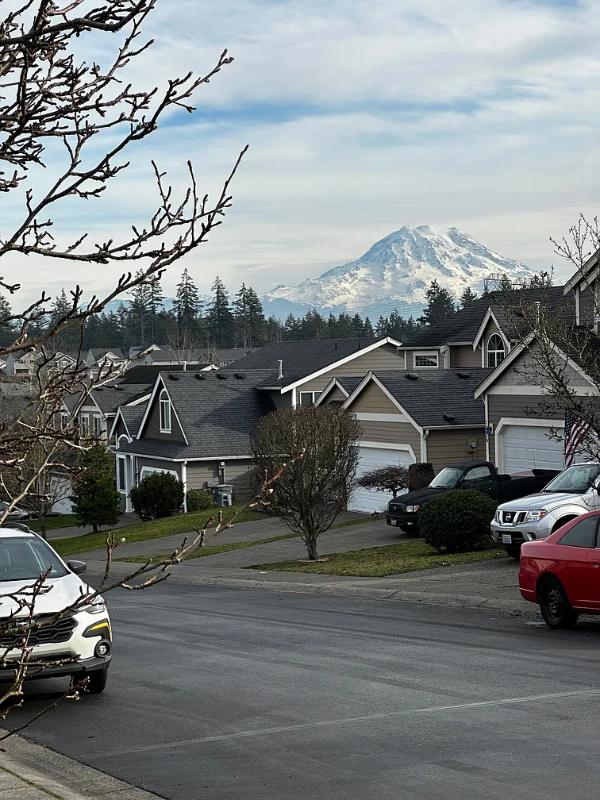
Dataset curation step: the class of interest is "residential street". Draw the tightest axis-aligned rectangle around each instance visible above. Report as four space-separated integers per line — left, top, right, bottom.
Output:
3 585 600 799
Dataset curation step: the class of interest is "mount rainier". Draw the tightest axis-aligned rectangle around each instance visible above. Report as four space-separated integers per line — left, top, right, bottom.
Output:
261 225 535 320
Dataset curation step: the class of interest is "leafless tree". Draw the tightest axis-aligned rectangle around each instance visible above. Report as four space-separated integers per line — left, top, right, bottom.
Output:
251 406 361 560
0 0 249 722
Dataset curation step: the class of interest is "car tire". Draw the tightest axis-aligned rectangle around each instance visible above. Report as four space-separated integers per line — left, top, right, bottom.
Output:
552 517 577 534
539 577 579 630
504 545 521 560
85 667 108 694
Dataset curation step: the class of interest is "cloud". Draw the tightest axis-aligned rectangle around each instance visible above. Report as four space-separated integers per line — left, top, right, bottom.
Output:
2 0 599 309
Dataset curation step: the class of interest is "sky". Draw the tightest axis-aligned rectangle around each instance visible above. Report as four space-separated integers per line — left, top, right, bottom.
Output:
3 0 600 308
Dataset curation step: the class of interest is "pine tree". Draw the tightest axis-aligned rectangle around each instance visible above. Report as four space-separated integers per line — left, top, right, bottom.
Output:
460 287 478 308
128 271 153 343
207 276 235 348
0 292 13 347
173 268 201 349
363 317 374 337
418 280 456 327
71 444 121 533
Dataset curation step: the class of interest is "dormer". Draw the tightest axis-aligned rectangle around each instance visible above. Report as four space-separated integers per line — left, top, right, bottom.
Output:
472 308 510 368
564 249 599 328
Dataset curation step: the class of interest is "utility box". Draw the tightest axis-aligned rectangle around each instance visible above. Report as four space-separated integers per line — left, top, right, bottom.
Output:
213 484 233 508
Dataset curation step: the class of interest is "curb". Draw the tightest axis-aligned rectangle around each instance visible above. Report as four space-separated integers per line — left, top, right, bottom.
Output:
1 735 163 799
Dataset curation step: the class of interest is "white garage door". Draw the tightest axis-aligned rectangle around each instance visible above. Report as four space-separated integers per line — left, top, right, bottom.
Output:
348 446 414 513
501 425 564 473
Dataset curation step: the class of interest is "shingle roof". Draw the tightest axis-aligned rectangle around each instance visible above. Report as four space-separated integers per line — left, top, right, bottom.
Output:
119 364 212 384
336 376 364 395
367 369 492 427
406 287 569 348
88 348 125 361
118 405 146 438
122 369 276 460
64 382 151 415
224 338 389 387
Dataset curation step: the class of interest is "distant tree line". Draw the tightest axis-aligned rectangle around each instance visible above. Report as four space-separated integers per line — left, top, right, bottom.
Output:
0 271 551 354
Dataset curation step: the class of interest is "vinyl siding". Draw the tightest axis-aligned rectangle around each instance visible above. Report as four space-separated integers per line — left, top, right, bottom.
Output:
358 420 422 461
321 385 347 403
186 459 255 500
295 343 404 395
136 457 182 481
492 347 593 389
579 285 595 326
449 345 482 368
346 380 400 414
186 462 219 490
143 389 186 442
426 428 486 473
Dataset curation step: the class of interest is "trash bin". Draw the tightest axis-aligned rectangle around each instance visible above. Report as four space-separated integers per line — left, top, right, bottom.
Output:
213 484 233 508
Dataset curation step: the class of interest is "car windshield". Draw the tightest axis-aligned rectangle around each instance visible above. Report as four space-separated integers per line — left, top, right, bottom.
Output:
429 468 463 489
543 465 600 494
0 536 68 582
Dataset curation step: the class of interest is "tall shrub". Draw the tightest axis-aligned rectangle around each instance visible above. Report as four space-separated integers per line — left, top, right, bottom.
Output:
130 472 184 520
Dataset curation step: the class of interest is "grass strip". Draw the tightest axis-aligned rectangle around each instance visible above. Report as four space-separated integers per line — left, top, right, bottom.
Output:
250 540 507 578
117 531 300 564
52 506 266 558
27 515 78 533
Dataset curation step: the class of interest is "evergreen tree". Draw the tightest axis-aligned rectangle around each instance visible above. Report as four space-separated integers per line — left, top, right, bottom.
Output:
207 276 235 348
0 292 13 347
128 271 153 343
418 280 456 327
460 287 478 308
71 444 121 533
363 316 374 337
173 268 201 336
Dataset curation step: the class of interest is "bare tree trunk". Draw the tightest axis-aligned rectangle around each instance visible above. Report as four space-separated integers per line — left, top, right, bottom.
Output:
305 532 319 560
93 523 99 534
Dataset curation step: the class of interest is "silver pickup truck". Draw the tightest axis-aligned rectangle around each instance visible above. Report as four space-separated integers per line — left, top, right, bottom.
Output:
490 463 600 557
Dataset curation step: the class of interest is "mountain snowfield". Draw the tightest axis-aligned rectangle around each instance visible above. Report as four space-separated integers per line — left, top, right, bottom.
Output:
262 225 535 319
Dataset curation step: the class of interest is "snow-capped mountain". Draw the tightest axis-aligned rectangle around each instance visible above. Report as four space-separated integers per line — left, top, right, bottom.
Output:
262 225 535 318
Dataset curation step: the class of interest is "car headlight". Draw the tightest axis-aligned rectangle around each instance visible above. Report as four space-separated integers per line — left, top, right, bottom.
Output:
405 505 420 513
524 509 548 522
494 509 501 522
79 596 106 615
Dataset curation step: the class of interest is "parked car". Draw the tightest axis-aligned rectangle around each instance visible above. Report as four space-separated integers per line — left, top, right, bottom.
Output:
0 526 111 693
0 501 30 521
386 460 557 534
491 463 600 558
519 510 600 628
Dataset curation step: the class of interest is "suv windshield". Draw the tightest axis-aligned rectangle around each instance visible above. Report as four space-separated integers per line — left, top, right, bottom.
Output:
430 468 463 489
543 464 600 494
0 536 68 582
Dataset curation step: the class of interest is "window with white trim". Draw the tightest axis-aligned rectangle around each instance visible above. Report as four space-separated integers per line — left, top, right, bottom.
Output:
80 414 90 438
487 334 506 368
414 352 439 368
92 415 103 437
116 457 126 492
159 389 171 432
299 391 322 406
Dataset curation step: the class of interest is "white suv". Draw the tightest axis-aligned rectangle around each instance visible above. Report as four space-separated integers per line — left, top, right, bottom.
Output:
0 526 111 693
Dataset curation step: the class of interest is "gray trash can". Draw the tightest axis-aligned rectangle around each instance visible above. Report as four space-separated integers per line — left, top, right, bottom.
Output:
213 484 233 508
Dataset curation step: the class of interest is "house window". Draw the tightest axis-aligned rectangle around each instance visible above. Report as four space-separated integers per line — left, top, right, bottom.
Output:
487 334 506 368
159 390 171 432
414 352 439 368
117 457 126 492
80 415 91 438
92 415 103 437
60 412 69 429
299 391 322 406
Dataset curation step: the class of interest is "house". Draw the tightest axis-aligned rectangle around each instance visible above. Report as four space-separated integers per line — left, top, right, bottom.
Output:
128 344 179 366
397 287 567 371
319 369 490 513
227 337 404 407
4 349 79 377
113 370 277 512
117 364 217 386
84 348 126 377
195 348 254 367
64 381 152 443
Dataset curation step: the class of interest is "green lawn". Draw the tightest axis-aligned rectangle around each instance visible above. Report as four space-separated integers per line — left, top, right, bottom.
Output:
28 515 79 533
118 531 300 564
51 506 267 558
250 540 507 578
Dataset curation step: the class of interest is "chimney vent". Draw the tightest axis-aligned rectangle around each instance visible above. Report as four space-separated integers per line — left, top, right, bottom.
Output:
182 361 187 372
278 359 283 380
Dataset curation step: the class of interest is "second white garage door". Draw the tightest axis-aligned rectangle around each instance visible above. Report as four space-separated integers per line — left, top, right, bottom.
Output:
348 446 415 514
501 425 565 473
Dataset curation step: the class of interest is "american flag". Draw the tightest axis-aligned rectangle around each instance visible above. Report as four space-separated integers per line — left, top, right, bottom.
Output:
564 409 592 467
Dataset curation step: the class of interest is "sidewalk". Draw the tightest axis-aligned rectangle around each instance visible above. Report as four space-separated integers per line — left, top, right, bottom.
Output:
1 734 161 799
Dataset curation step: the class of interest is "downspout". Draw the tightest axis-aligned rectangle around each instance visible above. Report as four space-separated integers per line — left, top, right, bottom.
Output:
182 460 188 513
421 429 429 463
484 395 490 462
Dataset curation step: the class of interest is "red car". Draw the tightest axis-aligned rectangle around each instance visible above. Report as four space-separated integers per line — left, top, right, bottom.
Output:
519 510 600 629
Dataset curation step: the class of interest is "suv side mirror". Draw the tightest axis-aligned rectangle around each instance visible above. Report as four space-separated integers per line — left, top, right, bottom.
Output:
67 560 87 575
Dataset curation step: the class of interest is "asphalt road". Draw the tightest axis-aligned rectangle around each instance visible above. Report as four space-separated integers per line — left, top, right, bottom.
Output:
4 585 600 800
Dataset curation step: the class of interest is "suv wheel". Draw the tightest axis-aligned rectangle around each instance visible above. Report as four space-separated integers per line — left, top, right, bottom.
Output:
85 667 108 694
539 577 578 629
504 545 521 560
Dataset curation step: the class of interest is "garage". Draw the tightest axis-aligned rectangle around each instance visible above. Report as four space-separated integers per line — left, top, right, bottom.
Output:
348 446 414 514
500 425 565 474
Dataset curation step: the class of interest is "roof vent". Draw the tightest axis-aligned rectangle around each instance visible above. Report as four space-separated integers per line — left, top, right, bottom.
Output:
443 413 456 422
235 373 245 379
216 373 227 380
405 372 419 381
114 385 123 391
278 359 283 379
457 372 470 379
168 374 180 380
195 373 205 380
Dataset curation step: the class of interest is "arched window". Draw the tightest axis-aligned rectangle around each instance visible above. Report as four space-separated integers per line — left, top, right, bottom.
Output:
159 390 171 433
487 334 506 368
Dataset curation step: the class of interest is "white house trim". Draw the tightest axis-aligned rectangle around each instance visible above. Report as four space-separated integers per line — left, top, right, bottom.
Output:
358 441 417 461
413 351 439 369
420 430 428 462
181 460 188 513
343 372 424 434
355 412 409 423
494 417 564 473
472 308 510 352
487 384 599 396
484 394 490 461
314 377 351 406
474 334 535 399
563 251 598 295
278 337 402 393
140 465 180 480
126 393 151 407
136 375 189 444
